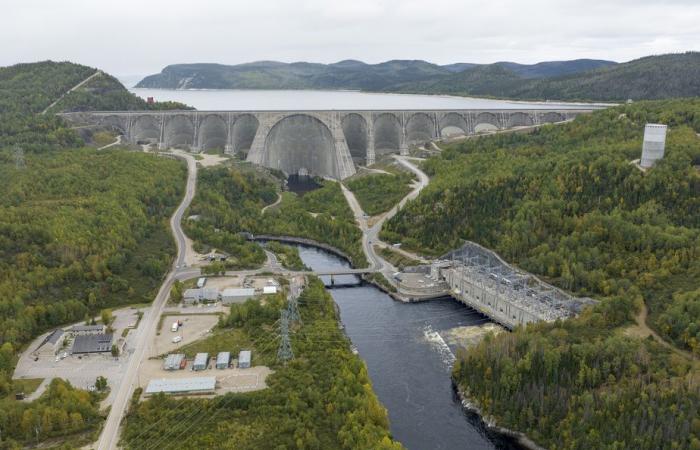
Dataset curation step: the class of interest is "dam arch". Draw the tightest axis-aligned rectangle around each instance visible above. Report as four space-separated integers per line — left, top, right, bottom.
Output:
131 115 161 143
373 113 402 155
231 114 259 155
164 114 194 148
406 112 435 143
341 113 369 163
439 112 468 138
262 114 337 178
197 114 227 150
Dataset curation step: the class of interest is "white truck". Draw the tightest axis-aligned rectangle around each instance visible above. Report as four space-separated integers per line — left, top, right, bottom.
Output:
171 322 179 332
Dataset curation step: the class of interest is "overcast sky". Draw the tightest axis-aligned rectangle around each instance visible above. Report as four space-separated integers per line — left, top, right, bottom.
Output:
3 0 698 78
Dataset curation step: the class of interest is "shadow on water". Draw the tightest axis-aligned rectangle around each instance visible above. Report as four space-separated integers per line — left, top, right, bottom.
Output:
294 245 520 450
286 174 321 196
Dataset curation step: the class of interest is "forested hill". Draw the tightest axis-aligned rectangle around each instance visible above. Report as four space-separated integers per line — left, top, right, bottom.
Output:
395 52 700 101
382 99 700 449
134 58 615 90
0 61 189 152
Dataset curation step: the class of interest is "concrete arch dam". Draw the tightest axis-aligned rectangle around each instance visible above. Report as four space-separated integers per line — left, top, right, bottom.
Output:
61 108 597 180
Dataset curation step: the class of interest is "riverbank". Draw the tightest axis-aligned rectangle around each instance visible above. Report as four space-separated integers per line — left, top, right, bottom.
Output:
453 382 545 450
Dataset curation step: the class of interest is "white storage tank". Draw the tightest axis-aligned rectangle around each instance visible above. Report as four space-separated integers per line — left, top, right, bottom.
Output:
640 123 667 168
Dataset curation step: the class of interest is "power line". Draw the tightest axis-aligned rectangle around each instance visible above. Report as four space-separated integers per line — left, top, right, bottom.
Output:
277 309 294 364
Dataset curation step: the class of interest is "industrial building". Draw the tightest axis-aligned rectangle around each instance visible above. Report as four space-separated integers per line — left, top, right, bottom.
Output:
193 352 209 370
183 288 219 304
221 288 255 304
640 123 667 168
263 285 278 295
216 352 230 369
71 333 113 354
163 353 186 371
433 242 595 329
238 350 251 369
145 377 216 396
34 329 64 357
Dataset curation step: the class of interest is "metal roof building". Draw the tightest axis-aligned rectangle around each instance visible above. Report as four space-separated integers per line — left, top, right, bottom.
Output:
221 288 255 304
145 377 216 396
183 288 219 304
71 333 113 354
34 329 64 357
193 352 209 371
163 353 186 371
238 350 251 369
216 352 230 369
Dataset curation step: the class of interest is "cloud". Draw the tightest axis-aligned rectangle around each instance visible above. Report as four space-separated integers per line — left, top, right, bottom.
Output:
1 0 697 75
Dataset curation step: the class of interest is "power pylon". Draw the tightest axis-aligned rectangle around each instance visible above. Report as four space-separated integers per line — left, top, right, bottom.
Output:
287 296 301 324
277 309 294 364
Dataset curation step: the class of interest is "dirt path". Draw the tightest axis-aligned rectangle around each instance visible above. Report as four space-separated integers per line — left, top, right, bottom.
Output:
627 302 698 363
41 70 103 114
262 193 283 214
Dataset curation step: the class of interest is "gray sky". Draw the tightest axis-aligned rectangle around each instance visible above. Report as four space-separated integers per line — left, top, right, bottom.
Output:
3 0 698 77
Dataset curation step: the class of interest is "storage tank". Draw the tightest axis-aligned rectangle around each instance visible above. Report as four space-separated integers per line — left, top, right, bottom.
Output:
640 124 667 168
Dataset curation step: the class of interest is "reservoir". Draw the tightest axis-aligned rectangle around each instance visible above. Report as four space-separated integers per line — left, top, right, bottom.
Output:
128 86 599 111
295 245 503 450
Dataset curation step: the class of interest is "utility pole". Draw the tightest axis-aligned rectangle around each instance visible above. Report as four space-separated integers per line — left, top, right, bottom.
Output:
277 309 294 364
287 291 301 325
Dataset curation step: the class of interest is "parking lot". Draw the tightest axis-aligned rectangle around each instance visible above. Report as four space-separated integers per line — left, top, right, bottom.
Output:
13 306 145 405
152 314 220 357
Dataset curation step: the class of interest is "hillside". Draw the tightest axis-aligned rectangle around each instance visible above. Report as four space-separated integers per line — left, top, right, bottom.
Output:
398 52 700 101
135 58 615 91
0 61 189 152
381 99 700 448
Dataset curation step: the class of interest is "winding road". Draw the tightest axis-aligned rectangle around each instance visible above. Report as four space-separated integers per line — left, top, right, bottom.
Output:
96 152 197 450
341 155 431 277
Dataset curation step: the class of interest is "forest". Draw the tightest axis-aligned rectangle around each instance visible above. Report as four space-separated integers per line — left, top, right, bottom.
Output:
0 60 189 447
122 278 403 449
346 171 414 216
185 165 368 268
382 99 700 448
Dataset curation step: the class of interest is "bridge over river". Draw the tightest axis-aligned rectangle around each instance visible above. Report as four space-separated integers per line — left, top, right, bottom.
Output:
62 107 600 179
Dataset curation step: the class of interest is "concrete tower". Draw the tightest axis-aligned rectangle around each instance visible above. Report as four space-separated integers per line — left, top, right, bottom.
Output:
640 123 667 168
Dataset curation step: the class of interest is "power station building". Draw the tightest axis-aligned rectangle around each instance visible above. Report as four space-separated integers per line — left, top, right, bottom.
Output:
640 123 667 168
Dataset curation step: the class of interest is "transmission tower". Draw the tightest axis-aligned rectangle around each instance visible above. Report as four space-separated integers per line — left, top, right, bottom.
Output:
287 295 301 324
277 309 294 364
13 146 25 169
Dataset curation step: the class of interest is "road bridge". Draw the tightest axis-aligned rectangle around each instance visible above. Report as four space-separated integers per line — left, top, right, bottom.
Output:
61 107 600 180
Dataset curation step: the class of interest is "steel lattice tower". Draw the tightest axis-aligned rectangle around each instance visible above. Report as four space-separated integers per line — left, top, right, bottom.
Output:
287 296 301 324
13 146 25 169
277 309 294 363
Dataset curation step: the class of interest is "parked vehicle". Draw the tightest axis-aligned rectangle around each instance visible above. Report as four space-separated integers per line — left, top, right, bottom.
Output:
172 336 182 343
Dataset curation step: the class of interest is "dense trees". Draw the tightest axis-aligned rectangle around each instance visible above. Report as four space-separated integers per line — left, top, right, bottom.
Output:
346 171 414 216
383 99 700 448
266 241 310 271
0 378 104 448
123 278 403 449
186 165 368 268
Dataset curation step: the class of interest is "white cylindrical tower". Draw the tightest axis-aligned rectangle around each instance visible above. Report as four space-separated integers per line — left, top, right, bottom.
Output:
640 123 667 168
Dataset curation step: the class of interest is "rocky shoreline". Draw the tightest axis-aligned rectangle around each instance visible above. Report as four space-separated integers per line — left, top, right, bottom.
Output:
452 381 546 450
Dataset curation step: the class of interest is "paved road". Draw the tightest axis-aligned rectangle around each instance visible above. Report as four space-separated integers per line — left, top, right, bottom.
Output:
340 155 431 277
96 153 196 450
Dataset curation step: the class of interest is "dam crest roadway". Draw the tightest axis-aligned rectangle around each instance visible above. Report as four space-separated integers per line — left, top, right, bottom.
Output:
62 107 601 179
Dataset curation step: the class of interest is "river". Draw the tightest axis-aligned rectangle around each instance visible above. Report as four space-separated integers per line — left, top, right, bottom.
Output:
128 86 599 111
295 245 507 450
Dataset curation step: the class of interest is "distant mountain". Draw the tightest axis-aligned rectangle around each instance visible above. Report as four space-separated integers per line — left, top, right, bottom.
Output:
135 58 618 93
399 52 700 101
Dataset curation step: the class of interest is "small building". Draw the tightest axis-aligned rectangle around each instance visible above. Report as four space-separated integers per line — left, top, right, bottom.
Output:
71 333 113 354
183 288 219 304
163 353 186 371
238 350 251 369
193 352 209 371
221 288 255 304
196 277 207 288
68 324 105 335
34 329 64 357
144 377 216 396
216 352 230 369
262 286 278 295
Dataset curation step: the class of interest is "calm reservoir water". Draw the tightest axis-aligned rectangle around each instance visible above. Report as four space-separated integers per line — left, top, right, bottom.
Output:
128 86 598 111
295 246 504 450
